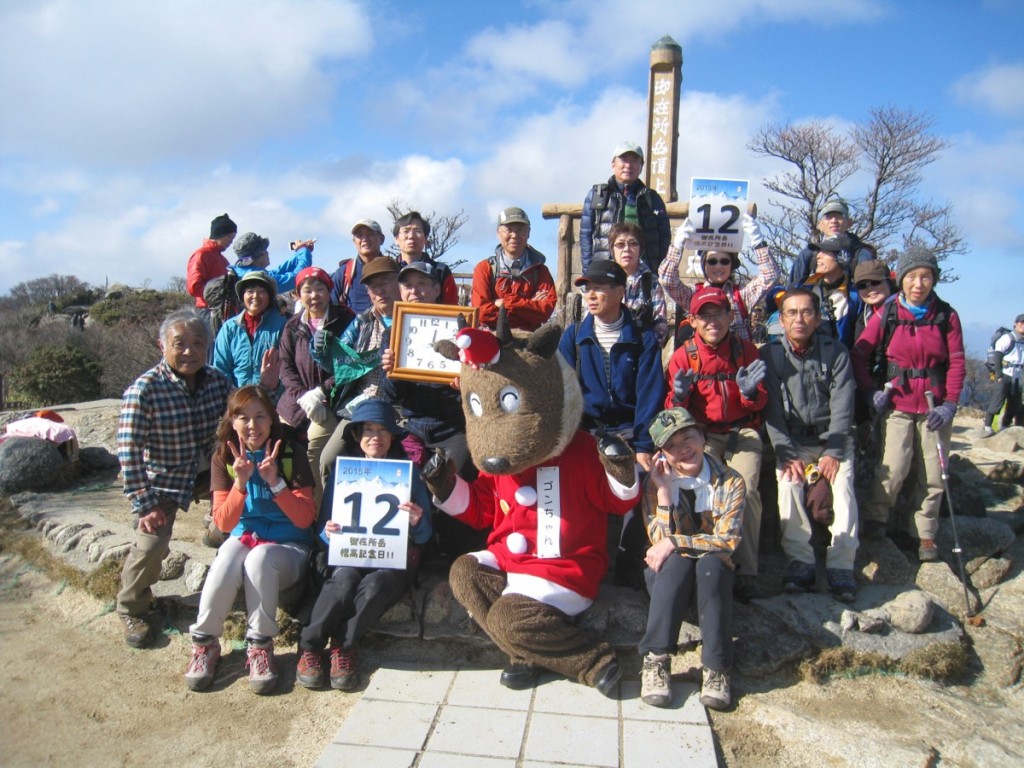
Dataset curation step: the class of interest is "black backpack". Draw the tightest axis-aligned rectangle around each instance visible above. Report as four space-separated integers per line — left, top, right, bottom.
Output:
202 268 241 336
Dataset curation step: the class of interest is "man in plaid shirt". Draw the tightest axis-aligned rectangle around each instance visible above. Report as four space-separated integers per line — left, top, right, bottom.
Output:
116 308 232 648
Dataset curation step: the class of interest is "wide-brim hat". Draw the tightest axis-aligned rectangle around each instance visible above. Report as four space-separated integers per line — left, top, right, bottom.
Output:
342 399 405 443
235 270 277 301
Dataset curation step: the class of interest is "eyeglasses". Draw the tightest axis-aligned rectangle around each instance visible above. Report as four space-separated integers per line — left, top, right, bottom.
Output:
704 257 732 267
695 309 728 322
613 239 641 250
855 280 883 290
782 309 818 319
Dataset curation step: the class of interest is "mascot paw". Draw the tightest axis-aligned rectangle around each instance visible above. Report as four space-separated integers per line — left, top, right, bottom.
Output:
597 433 636 488
422 448 457 501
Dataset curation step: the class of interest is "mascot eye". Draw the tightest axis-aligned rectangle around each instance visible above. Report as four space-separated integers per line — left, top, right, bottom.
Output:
468 392 483 417
499 386 521 414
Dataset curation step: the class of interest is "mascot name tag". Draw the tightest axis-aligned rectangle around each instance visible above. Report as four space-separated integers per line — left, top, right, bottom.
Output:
536 467 561 559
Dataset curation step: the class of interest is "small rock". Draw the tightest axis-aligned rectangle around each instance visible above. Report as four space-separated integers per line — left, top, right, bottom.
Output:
858 609 888 633
968 557 1013 588
882 590 935 634
183 560 208 592
840 610 858 632
160 551 188 580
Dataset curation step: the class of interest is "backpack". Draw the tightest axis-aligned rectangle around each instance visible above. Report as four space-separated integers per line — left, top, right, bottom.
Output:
679 334 744 382
876 294 953 387
202 268 241 337
989 326 1011 350
488 254 538 293
335 258 358 308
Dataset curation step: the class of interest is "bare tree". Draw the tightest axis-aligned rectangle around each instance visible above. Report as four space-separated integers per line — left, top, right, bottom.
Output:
385 200 469 269
7 274 93 308
165 276 187 293
748 107 965 280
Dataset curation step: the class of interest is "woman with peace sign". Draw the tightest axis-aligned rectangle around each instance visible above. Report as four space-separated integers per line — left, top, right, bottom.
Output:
184 386 317 694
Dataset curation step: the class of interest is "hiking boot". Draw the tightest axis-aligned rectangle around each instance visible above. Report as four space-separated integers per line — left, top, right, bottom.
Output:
202 520 227 549
296 649 326 689
733 574 761 603
861 520 889 541
827 568 858 603
640 652 671 708
782 560 816 593
121 614 153 649
184 637 220 691
981 426 994 438
918 539 940 562
594 659 622 699
329 646 358 691
699 668 731 710
246 638 278 695
499 663 539 690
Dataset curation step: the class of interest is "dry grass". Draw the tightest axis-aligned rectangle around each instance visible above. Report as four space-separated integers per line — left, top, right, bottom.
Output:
800 643 969 684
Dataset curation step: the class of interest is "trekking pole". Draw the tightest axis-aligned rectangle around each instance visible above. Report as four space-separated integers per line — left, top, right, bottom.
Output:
925 391 984 625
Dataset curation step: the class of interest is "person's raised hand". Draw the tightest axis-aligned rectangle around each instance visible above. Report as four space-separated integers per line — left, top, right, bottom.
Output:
673 217 696 249
256 439 282 486
672 368 697 405
228 439 255 489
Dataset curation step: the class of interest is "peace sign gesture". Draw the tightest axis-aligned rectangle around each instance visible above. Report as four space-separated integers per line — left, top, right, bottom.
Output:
227 440 255 491
256 439 283 487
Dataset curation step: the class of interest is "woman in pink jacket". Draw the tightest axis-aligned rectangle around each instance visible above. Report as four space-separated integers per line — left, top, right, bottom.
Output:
850 248 965 561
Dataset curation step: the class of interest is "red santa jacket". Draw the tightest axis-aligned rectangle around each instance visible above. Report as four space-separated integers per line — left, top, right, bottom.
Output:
441 430 638 600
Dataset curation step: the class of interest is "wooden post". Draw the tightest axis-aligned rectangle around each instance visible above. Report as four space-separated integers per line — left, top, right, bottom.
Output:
645 36 682 202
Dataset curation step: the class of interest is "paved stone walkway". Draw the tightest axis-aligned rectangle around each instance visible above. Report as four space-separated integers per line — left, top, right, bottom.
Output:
315 664 718 768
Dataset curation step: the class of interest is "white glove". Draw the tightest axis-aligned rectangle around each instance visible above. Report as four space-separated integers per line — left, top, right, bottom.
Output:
297 388 328 425
743 213 764 247
673 217 696 248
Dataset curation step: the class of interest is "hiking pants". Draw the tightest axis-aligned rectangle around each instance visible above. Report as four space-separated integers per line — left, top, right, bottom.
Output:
869 410 951 541
449 555 617 687
705 428 762 577
639 553 734 672
189 537 308 640
300 566 408 652
116 499 178 617
986 375 1023 430
776 444 859 570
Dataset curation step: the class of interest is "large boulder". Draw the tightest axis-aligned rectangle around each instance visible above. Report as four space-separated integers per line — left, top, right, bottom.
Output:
934 516 1015 563
0 437 72 495
986 426 1024 454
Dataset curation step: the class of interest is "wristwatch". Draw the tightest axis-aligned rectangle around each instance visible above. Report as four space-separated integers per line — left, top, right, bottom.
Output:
269 479 287 496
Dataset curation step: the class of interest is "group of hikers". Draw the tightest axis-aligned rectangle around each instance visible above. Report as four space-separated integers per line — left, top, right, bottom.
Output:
113 140 1006 713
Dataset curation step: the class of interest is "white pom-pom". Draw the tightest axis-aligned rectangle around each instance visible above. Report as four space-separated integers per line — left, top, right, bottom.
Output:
514 486 537 507
506 531 528 554
457 334 472 350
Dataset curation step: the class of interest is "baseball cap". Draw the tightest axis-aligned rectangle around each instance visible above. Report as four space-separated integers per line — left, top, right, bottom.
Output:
852 260 890 285
399 261 442 283
351 219 384 238
819 199 850 219
295 266 334 292
361 257 400 284
235 270 277 301
649 407 700 448
497 207 530 226
611 141 644 160
689 286 732 316
574 259 627 288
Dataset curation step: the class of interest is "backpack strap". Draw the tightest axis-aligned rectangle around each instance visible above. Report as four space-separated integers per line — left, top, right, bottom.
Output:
682 335 741 383
879 297 952 387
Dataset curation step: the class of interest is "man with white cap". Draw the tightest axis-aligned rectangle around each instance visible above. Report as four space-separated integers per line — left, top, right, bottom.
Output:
580 142 670 273
330 219 391 314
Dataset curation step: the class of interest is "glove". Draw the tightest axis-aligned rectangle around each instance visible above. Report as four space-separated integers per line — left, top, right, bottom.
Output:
297 388 328 424
422 448 457 501
672 217 696 249
313 328 329 356
926 401 956 432
672 368 697 405
597 432 631 459
872 388 892 414
735 359 766 399
742 213 764 247
596 432 636 488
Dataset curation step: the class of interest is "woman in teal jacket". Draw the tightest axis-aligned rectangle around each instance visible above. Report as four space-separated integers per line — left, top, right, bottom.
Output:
213 270 287 397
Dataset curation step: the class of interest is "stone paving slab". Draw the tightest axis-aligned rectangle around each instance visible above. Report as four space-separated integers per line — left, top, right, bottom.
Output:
315 663 718 768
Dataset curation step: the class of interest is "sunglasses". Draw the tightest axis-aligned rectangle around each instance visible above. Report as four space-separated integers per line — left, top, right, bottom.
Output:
704 257 732 267
855 280 884 290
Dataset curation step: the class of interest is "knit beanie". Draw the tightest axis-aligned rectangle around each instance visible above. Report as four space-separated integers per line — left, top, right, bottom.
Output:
896 246 940 286
233 232 270 266
210 213 237 239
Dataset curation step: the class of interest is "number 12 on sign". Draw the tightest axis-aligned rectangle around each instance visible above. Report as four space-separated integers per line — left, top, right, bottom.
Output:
328 457 412 569
689 177 749 253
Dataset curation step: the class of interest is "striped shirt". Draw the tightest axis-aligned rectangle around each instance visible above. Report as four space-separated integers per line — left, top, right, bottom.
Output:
117 361 232 514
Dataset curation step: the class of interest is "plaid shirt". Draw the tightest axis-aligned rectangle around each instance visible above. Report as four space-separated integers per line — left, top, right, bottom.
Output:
641 451 745 567
118 361 232 514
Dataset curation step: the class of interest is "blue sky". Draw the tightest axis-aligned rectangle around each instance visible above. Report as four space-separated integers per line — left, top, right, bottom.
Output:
1 0 1022 354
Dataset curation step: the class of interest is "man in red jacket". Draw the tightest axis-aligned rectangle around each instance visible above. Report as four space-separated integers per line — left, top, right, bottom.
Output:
186 213 237 308
664 286 767 600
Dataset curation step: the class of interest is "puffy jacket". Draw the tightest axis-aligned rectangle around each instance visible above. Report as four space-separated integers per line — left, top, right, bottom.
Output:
558 308 665 454
277 306 355 429
471 245 557 331
580 176 670 272
234 245 312 294
186 240 229 308
850 293 965 413
213 307 287 391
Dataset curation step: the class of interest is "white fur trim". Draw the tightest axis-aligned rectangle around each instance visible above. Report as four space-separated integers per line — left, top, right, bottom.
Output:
436 477 470 516
503 573 592 617
607 465 640 502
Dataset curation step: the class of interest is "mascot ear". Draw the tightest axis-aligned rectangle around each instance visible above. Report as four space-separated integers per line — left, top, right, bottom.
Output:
525 322 562 359
434 339 460 360
495 307 513 347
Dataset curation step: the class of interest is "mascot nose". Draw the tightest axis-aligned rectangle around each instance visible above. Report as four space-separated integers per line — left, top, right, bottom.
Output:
483 456 511 474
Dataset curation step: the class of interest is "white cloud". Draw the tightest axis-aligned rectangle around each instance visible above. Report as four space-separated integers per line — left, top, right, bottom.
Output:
952 63 1024 117
0 0 372 165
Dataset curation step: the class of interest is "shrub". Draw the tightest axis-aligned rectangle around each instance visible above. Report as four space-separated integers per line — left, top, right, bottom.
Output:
9 344 103 406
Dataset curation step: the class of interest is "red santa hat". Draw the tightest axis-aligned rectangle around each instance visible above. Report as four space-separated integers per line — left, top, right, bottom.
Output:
456 328 500 369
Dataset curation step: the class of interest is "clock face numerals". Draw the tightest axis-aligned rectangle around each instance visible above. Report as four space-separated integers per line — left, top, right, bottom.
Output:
400 315 460 373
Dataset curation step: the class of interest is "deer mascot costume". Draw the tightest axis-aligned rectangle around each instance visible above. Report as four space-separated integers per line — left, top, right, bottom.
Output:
424 311 640 696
